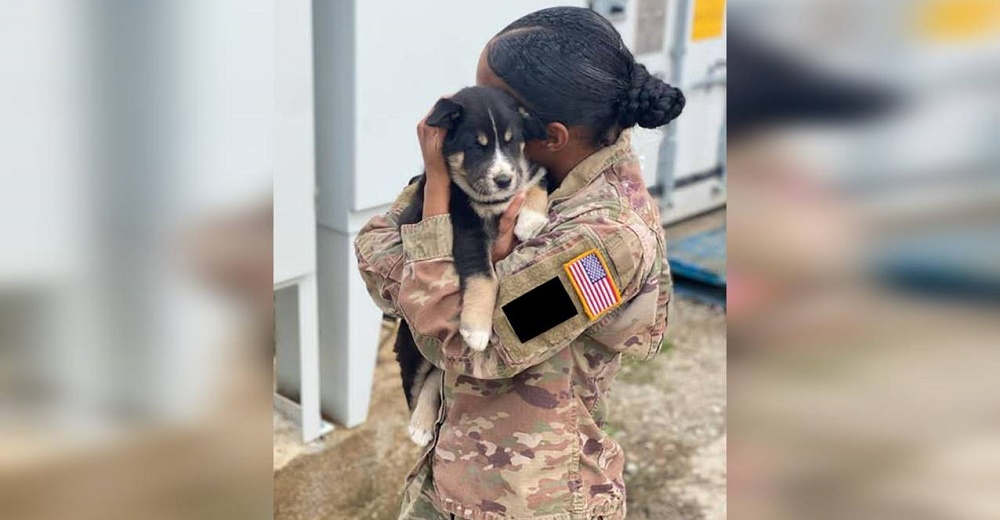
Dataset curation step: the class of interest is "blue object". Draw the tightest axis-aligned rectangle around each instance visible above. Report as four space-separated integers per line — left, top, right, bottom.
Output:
667 225 727 306
871 226 1000 304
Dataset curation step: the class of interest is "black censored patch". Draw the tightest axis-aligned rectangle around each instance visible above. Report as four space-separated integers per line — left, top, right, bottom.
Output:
502 277 578 343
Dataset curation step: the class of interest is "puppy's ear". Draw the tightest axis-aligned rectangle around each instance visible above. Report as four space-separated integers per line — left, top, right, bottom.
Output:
518 107 548 141
426 98 462 130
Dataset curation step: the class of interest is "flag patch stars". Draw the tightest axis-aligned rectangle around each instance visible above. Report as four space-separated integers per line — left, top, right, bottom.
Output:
564 249 622 320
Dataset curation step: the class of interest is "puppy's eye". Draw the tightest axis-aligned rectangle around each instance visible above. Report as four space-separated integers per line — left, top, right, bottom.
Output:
476 134 488 147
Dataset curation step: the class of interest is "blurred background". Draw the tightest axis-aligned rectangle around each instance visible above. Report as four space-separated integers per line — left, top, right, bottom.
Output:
0 1 273 519
726 0 1000 519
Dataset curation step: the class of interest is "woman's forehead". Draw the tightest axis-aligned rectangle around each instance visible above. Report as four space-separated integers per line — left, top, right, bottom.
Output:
475 50 496 87
476 49 517 97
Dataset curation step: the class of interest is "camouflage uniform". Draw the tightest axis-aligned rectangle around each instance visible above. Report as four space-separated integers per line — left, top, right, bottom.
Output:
355 131 671 520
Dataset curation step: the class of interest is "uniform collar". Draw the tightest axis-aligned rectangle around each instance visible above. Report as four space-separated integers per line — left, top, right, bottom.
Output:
549 129 633 203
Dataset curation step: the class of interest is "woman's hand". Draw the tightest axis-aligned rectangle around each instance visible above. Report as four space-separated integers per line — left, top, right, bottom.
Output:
417 106 451 218
491 192 526 264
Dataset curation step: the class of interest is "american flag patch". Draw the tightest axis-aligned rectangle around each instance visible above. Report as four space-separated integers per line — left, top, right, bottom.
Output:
564 249 622 320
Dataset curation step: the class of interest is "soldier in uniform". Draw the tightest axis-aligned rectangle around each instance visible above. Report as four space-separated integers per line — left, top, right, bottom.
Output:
355 7 684 520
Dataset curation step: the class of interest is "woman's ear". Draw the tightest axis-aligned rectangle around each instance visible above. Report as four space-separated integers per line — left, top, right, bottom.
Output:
543 122 570 152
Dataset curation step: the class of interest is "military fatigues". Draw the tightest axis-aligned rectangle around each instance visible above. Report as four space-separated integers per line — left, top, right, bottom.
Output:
355 131 671 520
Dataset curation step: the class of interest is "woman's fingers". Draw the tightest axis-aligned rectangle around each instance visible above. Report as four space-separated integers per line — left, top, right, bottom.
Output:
417 116 440 148
418 107 448 182
492 192 526 264
498 192 526 235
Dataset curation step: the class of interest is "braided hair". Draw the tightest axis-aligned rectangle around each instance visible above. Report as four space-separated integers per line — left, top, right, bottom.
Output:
486 7 684 146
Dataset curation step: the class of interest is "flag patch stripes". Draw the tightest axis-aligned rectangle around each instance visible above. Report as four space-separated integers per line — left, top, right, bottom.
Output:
564 249 621 320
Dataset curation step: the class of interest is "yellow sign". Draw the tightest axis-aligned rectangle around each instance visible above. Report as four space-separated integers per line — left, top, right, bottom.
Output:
692 0 726 41
914 0 1000 42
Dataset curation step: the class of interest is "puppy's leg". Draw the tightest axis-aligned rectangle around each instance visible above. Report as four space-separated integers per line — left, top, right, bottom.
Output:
450 202 497 352
408 366 442 447
514 184 549 241
459 274 497 352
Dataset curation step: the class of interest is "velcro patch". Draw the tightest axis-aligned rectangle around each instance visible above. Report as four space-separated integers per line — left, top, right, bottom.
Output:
502 277 578 343
564 249 622 320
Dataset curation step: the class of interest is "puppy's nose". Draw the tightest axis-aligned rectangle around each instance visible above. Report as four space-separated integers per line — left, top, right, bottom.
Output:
494 173 512 189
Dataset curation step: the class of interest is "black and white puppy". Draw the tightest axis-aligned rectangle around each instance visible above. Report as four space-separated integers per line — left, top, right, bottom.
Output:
395 86 549 445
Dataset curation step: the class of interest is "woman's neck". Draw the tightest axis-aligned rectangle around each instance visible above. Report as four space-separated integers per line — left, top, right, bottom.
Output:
546 145 601 186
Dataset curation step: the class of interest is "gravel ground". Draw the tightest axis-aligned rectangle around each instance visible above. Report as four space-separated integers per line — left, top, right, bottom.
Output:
611 299 727 520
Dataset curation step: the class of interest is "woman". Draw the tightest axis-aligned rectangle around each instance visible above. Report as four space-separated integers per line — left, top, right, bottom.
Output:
355 7 684 520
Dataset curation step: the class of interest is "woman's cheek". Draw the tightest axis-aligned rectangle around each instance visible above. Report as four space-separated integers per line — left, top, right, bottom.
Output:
524 140 549 164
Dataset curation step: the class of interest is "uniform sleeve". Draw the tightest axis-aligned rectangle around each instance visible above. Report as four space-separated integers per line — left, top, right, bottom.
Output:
354 183 419 317
583 227 671 362
398 211 652 380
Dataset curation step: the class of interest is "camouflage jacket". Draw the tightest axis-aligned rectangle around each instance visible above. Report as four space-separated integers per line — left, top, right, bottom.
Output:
355 131 671 520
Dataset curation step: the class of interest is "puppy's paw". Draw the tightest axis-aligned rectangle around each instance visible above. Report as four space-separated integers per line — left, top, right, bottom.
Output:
408 424 434 447
514 210 548 241
460 326 491 352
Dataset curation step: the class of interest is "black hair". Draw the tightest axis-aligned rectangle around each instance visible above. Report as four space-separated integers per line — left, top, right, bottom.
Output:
486 6 685 146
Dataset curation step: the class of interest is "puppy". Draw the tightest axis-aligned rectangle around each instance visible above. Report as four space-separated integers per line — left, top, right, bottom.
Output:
395 86 549 446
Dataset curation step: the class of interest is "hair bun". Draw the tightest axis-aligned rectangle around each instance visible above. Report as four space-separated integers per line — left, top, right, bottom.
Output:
616 64 686 129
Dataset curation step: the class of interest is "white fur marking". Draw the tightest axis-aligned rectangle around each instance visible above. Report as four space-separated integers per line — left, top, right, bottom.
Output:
408 424 434 447
486 108 517 191
460 327 491 352
470 200 511 219
514 210 548 241
489 108 498 143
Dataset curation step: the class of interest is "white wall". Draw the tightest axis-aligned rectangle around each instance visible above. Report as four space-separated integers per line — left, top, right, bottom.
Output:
274 0 316 285
672 1 727 181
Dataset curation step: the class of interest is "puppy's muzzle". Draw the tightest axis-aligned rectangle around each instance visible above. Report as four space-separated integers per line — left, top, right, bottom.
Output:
493 173 512 190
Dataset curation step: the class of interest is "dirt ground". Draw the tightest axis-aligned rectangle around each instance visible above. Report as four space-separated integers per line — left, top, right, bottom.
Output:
274 211 727 520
